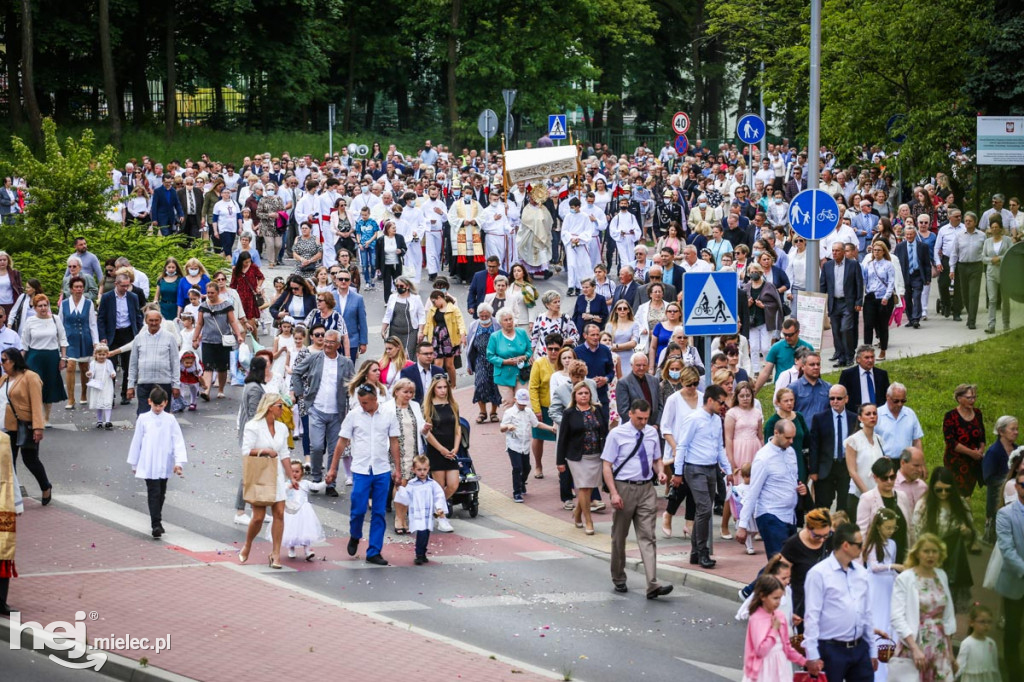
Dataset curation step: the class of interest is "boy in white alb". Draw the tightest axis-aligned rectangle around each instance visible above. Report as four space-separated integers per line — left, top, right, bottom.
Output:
394 455 449 565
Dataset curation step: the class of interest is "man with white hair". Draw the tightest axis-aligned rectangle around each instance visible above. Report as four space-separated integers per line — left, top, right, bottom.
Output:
680 245 711 273
851 199 879 259
875 383 924 459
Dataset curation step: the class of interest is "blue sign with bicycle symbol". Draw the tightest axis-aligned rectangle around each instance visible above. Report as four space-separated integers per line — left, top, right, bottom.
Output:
683 272 739 336
788 189 840 240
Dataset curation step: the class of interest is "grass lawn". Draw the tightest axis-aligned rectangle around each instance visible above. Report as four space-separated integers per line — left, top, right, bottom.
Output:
759 327 1024 525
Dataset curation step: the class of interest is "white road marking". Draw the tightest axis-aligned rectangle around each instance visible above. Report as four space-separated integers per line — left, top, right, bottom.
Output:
516 550 577 561
345 600 431 614
674 656 744 681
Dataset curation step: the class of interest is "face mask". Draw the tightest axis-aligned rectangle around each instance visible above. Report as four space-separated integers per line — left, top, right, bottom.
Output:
699 202 707 209
361 186 370 194
664 199 672 205
188 268 200 276
165 269 175 276
668 369 682 380
453 190 461 198
774 198 782 204
753 250 763 259
571 208 579 214
267 189 276 196
620 205 628 212
396 286 408 294
463 197 471 203
750 272 763 281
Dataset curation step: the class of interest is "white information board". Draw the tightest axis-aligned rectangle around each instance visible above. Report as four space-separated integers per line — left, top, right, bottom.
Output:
795 291 828 351
977 116 1024 166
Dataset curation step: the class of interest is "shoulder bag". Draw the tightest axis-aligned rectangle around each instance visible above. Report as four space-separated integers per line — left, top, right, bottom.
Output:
601 433 646 493
4 378 35 449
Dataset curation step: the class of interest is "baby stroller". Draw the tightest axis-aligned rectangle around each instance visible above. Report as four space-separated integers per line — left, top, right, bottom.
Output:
448 417 480 518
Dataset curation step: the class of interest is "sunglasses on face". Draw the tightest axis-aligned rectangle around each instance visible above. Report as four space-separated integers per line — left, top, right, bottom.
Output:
683 382 699 388
876 474 897 482
312 332 325 338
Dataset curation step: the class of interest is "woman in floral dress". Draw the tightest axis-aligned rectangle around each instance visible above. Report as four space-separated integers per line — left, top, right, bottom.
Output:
942 383 986 498
466 302 502 422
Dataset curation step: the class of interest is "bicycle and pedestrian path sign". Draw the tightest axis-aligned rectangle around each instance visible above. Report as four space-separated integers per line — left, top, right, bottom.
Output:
683 272 738 336
788 189 840 240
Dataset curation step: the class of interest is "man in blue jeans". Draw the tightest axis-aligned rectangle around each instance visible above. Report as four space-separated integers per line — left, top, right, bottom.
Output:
327 385 401 565
736 419 805 560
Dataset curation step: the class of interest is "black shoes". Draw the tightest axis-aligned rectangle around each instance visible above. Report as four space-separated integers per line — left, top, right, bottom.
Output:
647 584 674 600
699 553 717 569
347 537 359 556
325 487 339 497
953 315 962 322
689 552 699 565
41 486 52 506
613 584 629 593
120 397 131 405
366 554 389 566
104 422 113 430
152 525 165 538
414 555 428 565
0 602 11 616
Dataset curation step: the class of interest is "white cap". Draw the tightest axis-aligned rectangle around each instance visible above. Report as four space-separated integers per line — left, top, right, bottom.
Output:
515 388 530 405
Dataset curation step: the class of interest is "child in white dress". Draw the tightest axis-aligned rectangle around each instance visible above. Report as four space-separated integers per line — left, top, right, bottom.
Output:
731 463 756 555
126 388 187 538
956 605 1000 682
264 461 326 560
86 344 116 429
862 508 903 682
271 317 296 378
394 455 449 565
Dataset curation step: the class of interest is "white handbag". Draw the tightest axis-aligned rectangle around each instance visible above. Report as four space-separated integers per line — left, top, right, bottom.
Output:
886 656 922 682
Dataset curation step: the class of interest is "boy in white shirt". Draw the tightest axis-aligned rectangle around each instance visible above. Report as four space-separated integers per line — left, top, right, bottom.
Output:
500 389 556 502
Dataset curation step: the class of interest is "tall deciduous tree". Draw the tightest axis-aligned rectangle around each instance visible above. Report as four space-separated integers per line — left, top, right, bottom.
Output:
98 0 121 147
19 0 42 143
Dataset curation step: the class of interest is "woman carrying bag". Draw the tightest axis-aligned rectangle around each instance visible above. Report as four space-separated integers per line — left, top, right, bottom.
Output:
0 348 50 505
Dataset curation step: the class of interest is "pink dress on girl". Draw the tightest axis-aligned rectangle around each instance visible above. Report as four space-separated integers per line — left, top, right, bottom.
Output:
727 405 763 471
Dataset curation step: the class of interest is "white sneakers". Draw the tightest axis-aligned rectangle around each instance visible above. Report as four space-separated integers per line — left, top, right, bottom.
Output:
287 547 296 559
436 517 454 533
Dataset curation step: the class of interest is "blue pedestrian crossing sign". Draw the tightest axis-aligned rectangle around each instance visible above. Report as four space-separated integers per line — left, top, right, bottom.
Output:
736 114 765 145
788 189 840 240
683 272 739 336
548 115 567 140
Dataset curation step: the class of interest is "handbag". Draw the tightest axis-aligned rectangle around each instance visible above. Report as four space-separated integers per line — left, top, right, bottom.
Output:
242 454 279 505
793 674 827 682
517 362 531 383
242 274 265 308
4 379 35 450
886 656 920 682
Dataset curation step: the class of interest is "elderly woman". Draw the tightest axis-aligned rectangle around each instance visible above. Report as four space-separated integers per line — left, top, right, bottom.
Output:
256 182 285 267
486 308 533 409
982 415 1018 543
381 276 425 359
293 222 323 278
982 217 1010 334
890 534 958 680
193 283 246 400
466 302 502 423
0 251 24 317
555 381 608 535
232 233 262 268
303 292 349 355
530 291 579 359
238 393 297 569
58 277 98 409
741 262 783 374
942 383 986 499
484 275 515 322
20 294 68 422
0 348 50 505
62 256 98 302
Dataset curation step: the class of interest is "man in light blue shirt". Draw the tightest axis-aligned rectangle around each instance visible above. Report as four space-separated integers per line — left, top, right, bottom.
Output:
736 420 806 559
803 522 877 680
792 352 831 417
851 200 879 258
670 385 731 569
874 383 924 459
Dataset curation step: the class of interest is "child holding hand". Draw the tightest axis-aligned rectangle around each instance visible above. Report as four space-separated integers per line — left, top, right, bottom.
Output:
742 575 807 682
394 455 448 565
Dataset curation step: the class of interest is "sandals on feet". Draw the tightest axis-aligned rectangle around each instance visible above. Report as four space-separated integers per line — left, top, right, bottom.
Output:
489 413 499 423
476 413 488 424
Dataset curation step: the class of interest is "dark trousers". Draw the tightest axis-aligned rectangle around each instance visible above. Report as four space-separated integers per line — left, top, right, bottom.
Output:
828 298 858 362
0 577 9 607
220 231 237 257
507 448 532 496
604 231 617 271
145 478 168 529
112 327 135 399
135 383 173 415
904 269 925 324
862 294 893 350
955 261 984 326
819 638 874 682
11 441 50 492
939 255 961 315
756 513 796 561
550 226 562 265
1005 595 1024 682
684 463 716 556
665 476 697 520
559 466 575 503
415 529 430 557
381 262 401 302
814 465 849 518
182 214 202 241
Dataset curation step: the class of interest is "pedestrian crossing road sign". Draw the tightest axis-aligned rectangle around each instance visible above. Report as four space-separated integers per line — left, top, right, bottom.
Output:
548 115 567 140
683 272 739 336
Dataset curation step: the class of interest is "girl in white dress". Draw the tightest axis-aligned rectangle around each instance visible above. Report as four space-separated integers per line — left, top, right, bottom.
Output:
956 605 1000 682
264 461 326 560
862 508 903 682
86 344 116 428
271 317 297 378
126 388 187 537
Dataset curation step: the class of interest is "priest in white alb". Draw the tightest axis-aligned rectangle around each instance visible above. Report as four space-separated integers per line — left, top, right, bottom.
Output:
517 185 553 278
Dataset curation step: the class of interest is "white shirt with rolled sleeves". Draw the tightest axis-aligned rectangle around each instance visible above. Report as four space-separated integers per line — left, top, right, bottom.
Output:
501 406 538 454
738 441 798 531
339 407 399 476
601 423 660 482
802 554 876 661
672 408 732 476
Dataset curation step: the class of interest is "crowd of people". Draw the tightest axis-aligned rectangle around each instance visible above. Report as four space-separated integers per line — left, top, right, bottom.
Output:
0 137 1021 681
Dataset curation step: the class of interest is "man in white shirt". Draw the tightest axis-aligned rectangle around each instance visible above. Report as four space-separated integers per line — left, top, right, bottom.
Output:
212 189 241 256
328 384 400 566
934 209 965 318
979 193 1017 232
560 198 593 297
418 184 448 279
680 245 712 273
737 420 805 560
819 216 858 262
480 190 513 273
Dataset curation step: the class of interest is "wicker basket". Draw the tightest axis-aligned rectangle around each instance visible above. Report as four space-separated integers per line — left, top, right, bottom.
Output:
790 633 806 656
876 636 896 663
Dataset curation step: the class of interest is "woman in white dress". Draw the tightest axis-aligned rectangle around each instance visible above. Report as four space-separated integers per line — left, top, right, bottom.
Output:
845 402 886 511
862 507 903 682
239 393 296 569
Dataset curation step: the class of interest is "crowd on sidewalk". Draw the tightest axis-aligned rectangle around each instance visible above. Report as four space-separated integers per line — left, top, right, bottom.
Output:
1 137 1022 681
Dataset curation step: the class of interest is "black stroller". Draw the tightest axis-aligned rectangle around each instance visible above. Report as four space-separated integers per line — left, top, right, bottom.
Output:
448 417 480 518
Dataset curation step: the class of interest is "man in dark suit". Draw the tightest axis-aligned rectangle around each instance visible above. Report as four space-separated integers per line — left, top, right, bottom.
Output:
177 176 205 241
466 256 506 318
808 385 858 515
612 265 641 311
615 354 662 427
838 345 890 407
150 174 184 236
637 265 677 304
98 273 143 404
819 241 864 367
893 226 932 328
400 341 446 403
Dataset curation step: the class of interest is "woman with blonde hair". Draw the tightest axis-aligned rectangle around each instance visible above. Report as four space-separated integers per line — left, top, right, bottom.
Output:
861 240 896 358
555 381 608 535
20 294 69 423
378 336 413 391
346 359 388 403
423 375 460 531
386 377 427 534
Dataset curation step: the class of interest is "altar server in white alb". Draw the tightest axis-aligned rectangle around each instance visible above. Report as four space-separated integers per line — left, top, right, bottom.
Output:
126 387 187 539
396 192 425 283
394 454 450 565
561 198 594 297
482 190 514 272
418 184 448 279
610 196 642 269
582 191 608 269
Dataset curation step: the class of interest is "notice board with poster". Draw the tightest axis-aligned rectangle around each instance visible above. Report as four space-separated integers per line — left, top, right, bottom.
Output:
795 291 828 351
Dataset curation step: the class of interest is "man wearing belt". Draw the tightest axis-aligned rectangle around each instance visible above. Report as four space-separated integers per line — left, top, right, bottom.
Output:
97 273 142 405
949 210 986 330
933 209 964 319
602 398 672 599
803 522 877 681
736 420 805 560
670 385 732 569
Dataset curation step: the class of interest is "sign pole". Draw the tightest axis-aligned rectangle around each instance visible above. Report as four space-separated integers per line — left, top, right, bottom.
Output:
806 0 822 295
759 61 767 160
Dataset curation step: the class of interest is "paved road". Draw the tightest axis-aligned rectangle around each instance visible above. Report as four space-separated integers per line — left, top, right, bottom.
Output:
0 647 109 682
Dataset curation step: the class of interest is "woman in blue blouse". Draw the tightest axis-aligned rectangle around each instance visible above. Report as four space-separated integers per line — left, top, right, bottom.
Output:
861 240 896 359
486 308 533 408
647 301 683 369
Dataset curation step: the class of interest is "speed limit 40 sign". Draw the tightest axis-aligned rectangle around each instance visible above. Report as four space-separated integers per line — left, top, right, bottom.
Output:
671 112 690 135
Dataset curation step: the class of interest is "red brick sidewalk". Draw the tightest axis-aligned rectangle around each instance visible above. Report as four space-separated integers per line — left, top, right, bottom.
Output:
4 502 556 681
